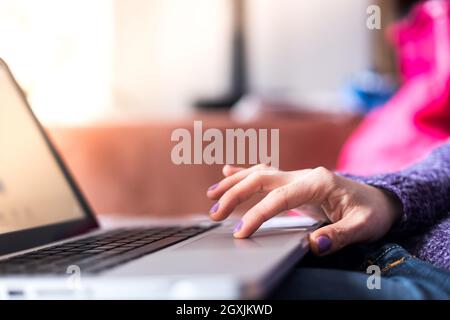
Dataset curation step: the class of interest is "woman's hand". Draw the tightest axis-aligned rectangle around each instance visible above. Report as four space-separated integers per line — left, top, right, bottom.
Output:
206 164 402 256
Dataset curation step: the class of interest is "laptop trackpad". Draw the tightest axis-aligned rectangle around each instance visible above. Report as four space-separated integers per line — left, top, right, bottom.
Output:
176 229 308 251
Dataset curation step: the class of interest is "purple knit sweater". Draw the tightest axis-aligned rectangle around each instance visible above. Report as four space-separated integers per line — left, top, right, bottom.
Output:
343 141 450 271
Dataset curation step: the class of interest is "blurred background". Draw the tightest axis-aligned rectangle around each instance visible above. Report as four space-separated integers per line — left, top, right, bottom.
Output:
1 0 444 218
0 0 413 124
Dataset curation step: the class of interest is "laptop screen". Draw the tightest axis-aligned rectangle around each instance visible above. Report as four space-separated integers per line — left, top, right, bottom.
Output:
0 64 89 236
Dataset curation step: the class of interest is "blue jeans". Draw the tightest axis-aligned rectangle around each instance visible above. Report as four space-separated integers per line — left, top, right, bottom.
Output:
271 243 450 299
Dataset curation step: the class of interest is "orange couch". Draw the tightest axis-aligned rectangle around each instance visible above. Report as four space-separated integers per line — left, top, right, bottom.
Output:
47 111 360 218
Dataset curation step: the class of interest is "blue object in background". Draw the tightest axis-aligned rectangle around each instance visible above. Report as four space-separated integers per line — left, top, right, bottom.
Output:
346 70 398 113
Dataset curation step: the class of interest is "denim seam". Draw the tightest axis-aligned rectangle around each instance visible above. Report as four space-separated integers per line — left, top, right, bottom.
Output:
371 244 403 266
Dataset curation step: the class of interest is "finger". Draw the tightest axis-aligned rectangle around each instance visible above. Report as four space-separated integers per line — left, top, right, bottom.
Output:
210 171 284 221
207 163 272 200
233 167 336 238
309 213 365 256
222 165 245 177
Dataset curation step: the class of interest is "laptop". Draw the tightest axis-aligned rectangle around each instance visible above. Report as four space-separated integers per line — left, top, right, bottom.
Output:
0 58 319 299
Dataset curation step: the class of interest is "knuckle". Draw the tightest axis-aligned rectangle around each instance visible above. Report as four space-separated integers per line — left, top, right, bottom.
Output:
246 171 266 193
330 225 346 250
258 163 270 169
259 168 279 177
253 163 269 171
313 166 337 186
255 163 278 174
248 169 277 186
248 171 263 181
313 166 331 177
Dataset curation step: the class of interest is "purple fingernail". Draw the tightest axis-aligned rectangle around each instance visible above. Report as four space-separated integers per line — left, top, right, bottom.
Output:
209 202 219 214
208 183 219 191
316 235 332 254
233 220 243 233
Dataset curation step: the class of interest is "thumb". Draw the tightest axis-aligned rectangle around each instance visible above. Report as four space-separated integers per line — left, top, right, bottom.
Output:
309 217 361 256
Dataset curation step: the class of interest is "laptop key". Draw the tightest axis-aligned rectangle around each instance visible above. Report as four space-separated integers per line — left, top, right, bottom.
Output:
0 225 217 275
84 236 189 273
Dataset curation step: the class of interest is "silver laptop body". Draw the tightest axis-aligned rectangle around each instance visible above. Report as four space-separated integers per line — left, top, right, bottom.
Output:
0 59 318 299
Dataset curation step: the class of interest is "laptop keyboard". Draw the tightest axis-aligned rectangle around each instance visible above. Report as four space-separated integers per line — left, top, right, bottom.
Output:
0 225 216 275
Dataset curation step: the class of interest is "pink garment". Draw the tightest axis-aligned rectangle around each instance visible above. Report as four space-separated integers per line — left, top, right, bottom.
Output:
337 0 450 175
